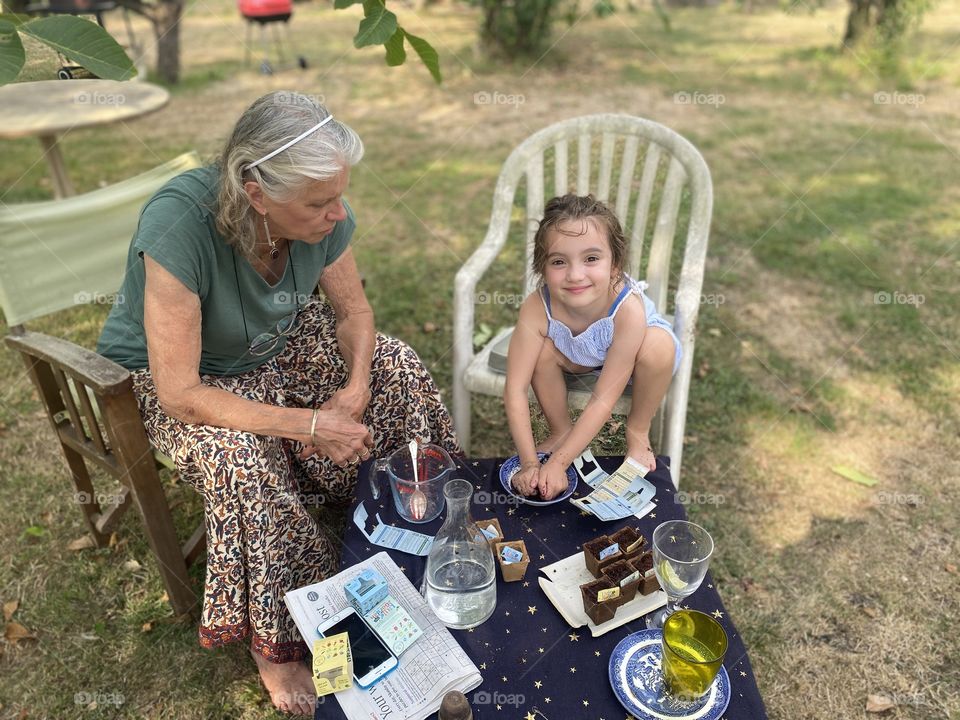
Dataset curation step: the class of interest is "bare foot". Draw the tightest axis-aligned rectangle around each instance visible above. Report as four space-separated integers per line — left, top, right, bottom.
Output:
251 648 317 716
626 432 656 474
535 432 571 455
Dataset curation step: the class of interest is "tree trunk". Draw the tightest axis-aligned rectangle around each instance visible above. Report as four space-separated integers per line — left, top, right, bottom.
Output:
153 0 182 83
843 0 875 45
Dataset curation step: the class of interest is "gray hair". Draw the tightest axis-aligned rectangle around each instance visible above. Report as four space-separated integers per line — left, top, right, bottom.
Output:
216 91 364 259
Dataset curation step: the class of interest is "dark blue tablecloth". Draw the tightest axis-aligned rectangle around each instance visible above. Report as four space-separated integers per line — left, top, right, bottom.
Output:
322 456 768 720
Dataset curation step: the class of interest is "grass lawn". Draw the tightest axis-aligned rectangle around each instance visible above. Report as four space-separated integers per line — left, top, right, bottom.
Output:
2 0 959 717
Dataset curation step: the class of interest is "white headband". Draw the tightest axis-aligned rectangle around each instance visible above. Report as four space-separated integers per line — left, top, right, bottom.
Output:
243 115 335 172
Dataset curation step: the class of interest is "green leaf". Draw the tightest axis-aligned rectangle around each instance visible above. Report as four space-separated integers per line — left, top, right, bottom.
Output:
403 29 441 83
354 0 398 48
831 465 878 487
0 13 30 26
333 0 362 7
20 15 135 81
0 19 25 85
384 26 406 66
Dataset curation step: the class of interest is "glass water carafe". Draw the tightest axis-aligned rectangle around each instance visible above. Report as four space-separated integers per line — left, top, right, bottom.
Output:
423 479 497 629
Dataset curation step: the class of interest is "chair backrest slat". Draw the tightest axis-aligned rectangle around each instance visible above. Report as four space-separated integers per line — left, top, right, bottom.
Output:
615 135 640 224
646 157 686 311
596 133 616 203
524 153 546 295
627 143 663 278
577 132 591 194
554 140 568 197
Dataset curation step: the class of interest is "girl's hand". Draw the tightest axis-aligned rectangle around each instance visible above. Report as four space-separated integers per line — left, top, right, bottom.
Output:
512 463 541 497
537 460 570 500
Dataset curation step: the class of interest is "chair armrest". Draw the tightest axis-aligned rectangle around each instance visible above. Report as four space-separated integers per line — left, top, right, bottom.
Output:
5 331 132 396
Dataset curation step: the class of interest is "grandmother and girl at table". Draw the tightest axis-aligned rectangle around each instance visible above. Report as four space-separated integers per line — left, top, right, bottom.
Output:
97 91 681 715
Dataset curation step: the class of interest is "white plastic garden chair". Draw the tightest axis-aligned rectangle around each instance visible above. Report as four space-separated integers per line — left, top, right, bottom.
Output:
452 114 713 489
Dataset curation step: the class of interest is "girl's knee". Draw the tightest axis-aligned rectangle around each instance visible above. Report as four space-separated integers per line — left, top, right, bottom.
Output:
636 328 677 372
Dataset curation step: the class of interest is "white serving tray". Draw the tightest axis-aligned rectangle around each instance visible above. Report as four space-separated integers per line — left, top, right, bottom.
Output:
538 551 668 637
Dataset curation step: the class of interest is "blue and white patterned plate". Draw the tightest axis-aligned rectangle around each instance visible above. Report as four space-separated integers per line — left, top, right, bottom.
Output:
608 628 731 720
498 453 578 506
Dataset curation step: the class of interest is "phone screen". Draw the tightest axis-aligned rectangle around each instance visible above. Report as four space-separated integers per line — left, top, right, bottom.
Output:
322 612 392 679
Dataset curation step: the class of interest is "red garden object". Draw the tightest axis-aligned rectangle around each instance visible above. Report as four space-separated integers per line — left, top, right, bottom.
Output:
238 0 308 75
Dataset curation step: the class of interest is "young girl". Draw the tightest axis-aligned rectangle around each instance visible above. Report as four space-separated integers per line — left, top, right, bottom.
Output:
504 194 682 501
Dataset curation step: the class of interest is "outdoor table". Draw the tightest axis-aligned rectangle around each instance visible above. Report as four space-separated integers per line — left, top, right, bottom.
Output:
325 456 768 719
0 79 169 198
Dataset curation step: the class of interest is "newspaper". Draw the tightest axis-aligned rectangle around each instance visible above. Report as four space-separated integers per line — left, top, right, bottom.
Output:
570 455 657 521
284 552 482 720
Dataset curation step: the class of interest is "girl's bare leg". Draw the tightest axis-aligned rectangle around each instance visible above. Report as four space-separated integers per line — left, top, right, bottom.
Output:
625 327 676 472
531 339 576 453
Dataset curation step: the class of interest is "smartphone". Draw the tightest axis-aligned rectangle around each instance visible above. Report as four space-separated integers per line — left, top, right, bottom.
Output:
317 607 398 689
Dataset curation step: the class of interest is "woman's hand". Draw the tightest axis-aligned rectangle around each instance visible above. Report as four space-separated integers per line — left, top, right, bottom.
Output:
298 407 373 467
511 463 541 497
536 460 570 501
322 383 371 423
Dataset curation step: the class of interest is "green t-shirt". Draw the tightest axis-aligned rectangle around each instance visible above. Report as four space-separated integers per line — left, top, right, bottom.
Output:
97 165 355 376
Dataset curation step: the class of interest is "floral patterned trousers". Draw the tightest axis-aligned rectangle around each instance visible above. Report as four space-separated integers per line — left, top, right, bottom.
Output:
131 300 460 662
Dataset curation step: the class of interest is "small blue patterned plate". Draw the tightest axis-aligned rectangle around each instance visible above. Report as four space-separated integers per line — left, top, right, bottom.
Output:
608 628 731 720
498 453 578 506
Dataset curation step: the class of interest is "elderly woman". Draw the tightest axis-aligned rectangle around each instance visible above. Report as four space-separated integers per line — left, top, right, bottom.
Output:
97 91 460 715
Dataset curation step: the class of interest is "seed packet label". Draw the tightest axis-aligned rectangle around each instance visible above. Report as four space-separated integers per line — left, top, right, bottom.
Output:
480 524 500 540
625 536 645 553
364 595 423 656
501 546 524 564
644 567 656 578
619 570 640 587
312 632 353 696
597 587 621 602
599 543 620 561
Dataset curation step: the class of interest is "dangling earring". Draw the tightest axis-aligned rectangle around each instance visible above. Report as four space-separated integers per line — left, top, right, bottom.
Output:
262 213 279 259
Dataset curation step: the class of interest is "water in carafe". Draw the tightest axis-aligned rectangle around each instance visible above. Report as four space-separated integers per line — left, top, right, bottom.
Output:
424 479 497 629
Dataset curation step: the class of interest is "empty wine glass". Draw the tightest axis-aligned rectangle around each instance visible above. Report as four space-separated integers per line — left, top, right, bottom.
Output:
646 520 714 630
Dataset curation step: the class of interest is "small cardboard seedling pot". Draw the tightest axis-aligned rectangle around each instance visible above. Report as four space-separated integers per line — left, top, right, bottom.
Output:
495 540 529 582
580 577 619 625
602 559 641 606
476 518 504 547
609 527 646 560
583 535 623 578
632 551 661 595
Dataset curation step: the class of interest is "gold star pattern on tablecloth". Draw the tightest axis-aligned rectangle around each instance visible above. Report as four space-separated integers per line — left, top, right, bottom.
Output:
712 609 724 619
569 632 579 641
525 713 536 720
534 680 542 689
528 605 537 614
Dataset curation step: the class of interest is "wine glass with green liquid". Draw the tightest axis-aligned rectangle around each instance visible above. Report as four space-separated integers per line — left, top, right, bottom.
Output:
646 520 714 630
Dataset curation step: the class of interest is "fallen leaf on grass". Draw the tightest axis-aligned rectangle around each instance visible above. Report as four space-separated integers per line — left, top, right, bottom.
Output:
945 563 958 574
696 361 710 378
707 328 721 337
423 322 437 333
3 600 18 622
831 465 878 487
4 622 36 643
861 606 880 619
122 559 142 572
608 421 623 434
141 622 153 633
866 694 895 712
67 536 96 551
